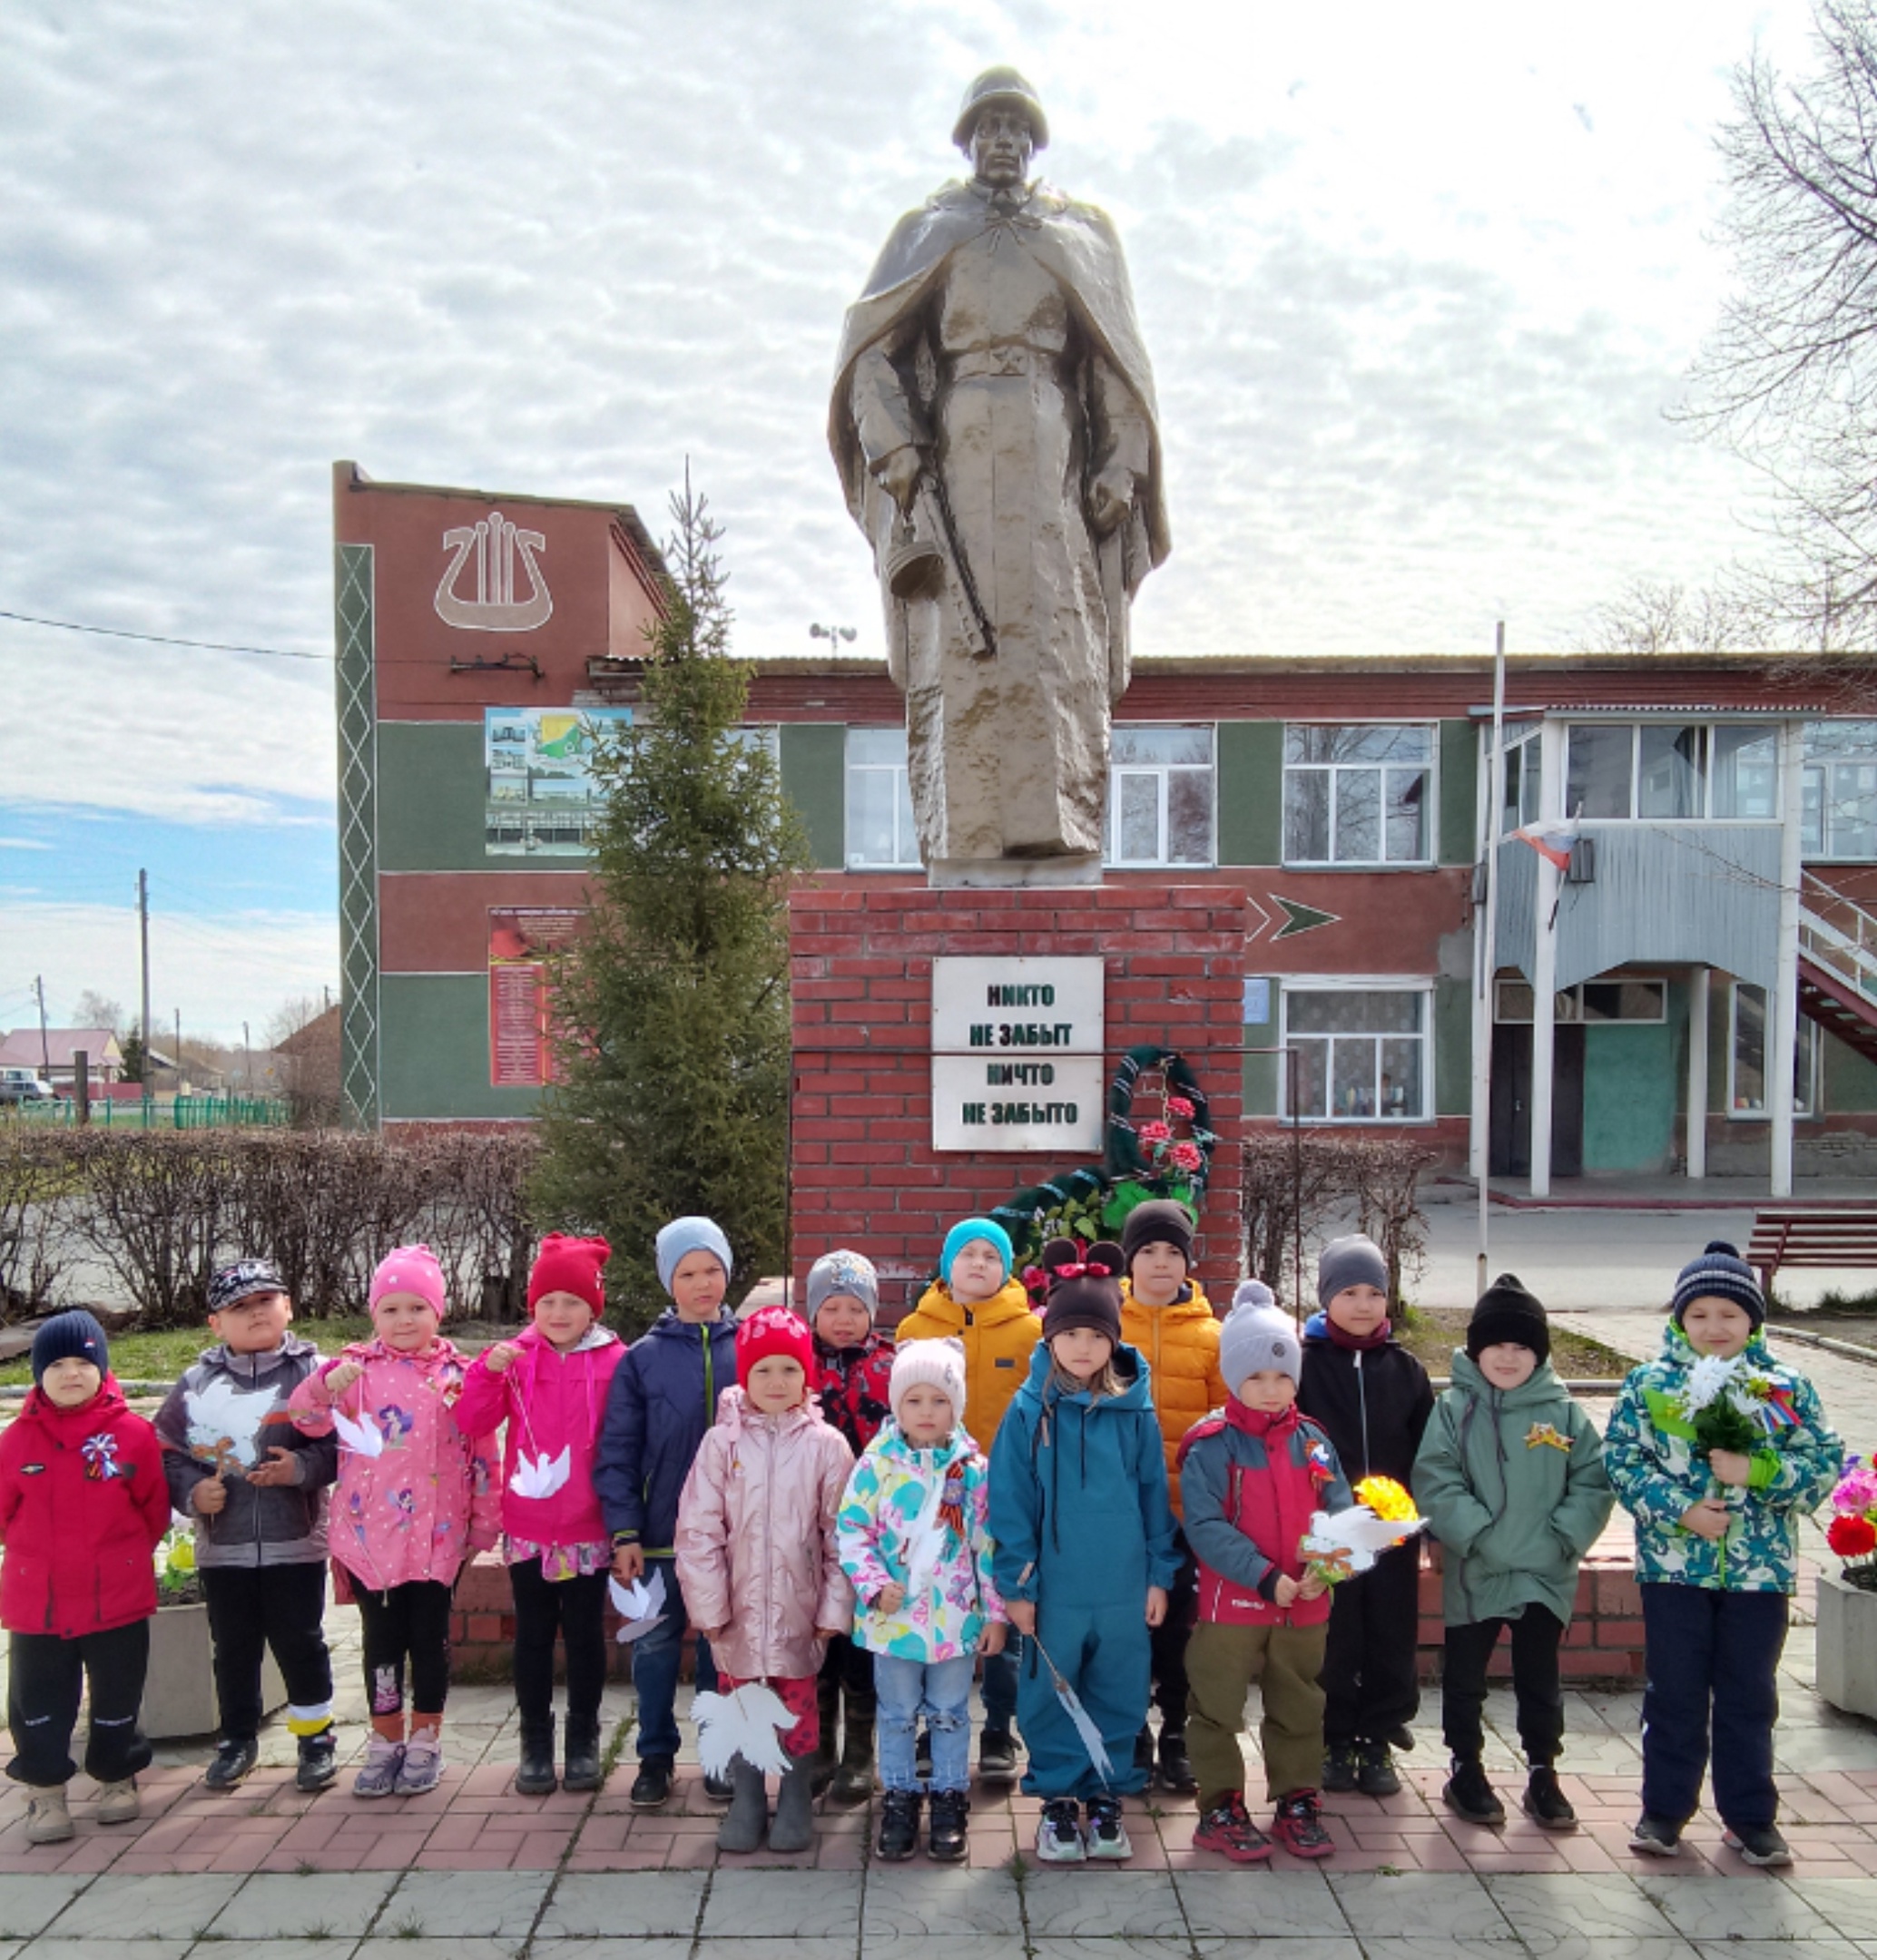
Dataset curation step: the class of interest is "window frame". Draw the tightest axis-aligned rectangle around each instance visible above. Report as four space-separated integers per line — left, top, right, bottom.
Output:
1560 719 1784 824
1725 979 1820 1121
1278 977 1435 1124
1104 723 1217 869
1282 722 1437 868
842 727 921 871
1802 720 1877 860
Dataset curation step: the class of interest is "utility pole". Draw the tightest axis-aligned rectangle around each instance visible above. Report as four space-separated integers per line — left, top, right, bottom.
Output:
173 1008 182 1091
242 1020 251 1093
1473 622 1508 1301
33 975 49 1073
138 869 152 1100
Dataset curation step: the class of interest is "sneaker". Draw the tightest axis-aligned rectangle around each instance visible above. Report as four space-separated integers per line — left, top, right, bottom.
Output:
95 1777 140 1826
1321 1741 1359 1793
1272 1789 1334 1859
978 1727 1018 1784
1521 1766 1577 1833
1157 1729 1197 1796
1442 1756 1505 1827
24 1787 73 1845
1194 1792 1273 1864
630 1758 673 1809
703 1767 733 1803
204 1737 258 1791
1628 1814 1683 1857
1084 1794 1132 1860
1724 1822 1793 1867
296 1730 339 1794
395 1737 444 1795
877 1788 921 1862
1036 1796 1086 1863
1355 1741 1400 1798
352 1736 404 1798
929 1788 969 1862
1134 1723 1156 1776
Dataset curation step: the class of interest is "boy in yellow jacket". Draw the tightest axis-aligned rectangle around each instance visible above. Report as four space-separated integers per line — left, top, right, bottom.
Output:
897 1216 1039 1779
1119 1198 1225 1793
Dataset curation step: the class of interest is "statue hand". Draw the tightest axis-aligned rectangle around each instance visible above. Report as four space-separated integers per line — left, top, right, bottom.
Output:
1087 465 1135 538
875 445 924 514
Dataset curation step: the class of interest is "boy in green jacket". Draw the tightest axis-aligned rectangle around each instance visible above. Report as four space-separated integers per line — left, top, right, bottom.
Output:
1413 1276 1613 1833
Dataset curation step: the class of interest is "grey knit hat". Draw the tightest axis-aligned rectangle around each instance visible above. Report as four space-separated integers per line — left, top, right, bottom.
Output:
803 1250 879 1325
1219 1302 1302 1392
1317 1233 1388 1308
1231 1279 1276 1313
1671 1240 1764 1330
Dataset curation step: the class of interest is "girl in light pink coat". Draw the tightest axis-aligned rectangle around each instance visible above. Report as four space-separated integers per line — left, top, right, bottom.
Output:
290 1245 501 1798
675 1306 854 1856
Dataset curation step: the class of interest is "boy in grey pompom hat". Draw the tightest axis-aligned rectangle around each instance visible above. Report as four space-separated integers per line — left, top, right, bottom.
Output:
1218 1303 1302 1394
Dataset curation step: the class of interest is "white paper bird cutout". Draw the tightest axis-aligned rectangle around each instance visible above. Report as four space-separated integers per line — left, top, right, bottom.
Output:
510 1446 571 1499
900 1475 948 1602
183 1379 274 1472
608 1566 668 1643
693 1683 795 1779
329 1407 385 1459
1301 1502 1427 1579
1030 1634 1114 1785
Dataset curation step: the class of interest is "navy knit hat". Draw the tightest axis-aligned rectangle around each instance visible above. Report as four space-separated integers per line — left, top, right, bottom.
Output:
1672 1240 1764 1331
31 1310 109 1386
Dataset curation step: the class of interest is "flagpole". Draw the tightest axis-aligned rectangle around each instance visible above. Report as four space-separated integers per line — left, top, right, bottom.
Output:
1476 621 1507 1302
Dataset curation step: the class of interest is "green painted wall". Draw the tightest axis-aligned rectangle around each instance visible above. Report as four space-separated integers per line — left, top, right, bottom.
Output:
1582 1021 1676 1171
1434 976 1472 1114
1243 975 1280 1115
1217 721 1282 866
1437 720 1476 867
378 723 491 871
378 974 545 1121
1823 1021 1877 1112
779 723 847 869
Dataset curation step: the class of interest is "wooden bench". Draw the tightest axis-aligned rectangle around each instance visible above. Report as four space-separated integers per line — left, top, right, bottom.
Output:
1747 1206 1877 1295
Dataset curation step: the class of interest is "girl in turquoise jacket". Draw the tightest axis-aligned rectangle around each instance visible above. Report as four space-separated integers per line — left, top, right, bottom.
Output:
988 1241 1179 1867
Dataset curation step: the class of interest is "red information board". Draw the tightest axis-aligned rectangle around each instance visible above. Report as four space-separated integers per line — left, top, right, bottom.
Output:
487 907 586 1087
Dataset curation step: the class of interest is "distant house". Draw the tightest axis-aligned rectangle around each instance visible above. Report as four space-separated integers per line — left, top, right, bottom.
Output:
0 1028 125 1087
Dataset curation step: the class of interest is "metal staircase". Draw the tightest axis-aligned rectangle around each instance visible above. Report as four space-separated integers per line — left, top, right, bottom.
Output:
1799 872 1877 1068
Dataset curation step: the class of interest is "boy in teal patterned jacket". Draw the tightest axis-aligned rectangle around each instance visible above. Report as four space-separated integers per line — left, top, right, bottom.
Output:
1604 1240 1841 1868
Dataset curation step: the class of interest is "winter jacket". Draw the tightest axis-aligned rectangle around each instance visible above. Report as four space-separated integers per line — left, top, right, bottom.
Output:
813 1332 895 1457
455 1322 624 1554
154 1337 338 1569
988 1342 1181 1610
291 1337 503 1592
1120 1278 1226 1511
1603 1322 1841 1594
1179 1400 1351 1628
895 1278 1040 1448
1413 1351 1614 1628
673 1386 855 1681
838 1422 1004 1661
594 1308 738 1554
0 1379 170 1637
1297 1314 1435 1488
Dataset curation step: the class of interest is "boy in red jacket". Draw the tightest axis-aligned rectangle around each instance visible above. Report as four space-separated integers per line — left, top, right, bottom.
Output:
0 1312 170 1844
1179 1301 1351 1863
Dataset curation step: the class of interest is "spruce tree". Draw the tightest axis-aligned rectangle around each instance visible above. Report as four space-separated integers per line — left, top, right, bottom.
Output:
531 485 808 1331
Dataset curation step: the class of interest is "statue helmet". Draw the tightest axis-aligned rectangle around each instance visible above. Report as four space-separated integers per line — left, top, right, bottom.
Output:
952 66 1049 153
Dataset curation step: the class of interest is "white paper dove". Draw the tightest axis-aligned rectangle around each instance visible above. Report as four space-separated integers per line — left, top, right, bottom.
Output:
1301 1502 1426 1579
608 1566 668 1643
693 1683 795 1779
510 1446 571 1500
900 1474 948 1602
329 1407 385 1459
1031 1634 1114 1785
183 1379 273 1472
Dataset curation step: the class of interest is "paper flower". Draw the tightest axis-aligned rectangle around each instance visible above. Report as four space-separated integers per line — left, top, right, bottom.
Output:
1353 1475 1420 1524
1829 1514 1877 1558
1168 1141 1204 1173
1165 1095 1195 1120
1833 1465 1877 1515
1137 1120 1172 1145
511 1447 571 1499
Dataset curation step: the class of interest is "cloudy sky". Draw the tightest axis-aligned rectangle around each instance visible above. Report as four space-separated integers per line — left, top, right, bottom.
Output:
0 0 1818 1041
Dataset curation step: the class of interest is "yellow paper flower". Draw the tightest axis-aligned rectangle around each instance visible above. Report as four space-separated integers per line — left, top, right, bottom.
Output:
1354 1475 1418 1524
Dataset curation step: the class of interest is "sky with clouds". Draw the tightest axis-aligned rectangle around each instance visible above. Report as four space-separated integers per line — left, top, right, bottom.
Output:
0 0 1821 1042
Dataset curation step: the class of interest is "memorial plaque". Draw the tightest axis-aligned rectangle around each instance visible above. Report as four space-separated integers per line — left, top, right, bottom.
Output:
931 1054 1104 1152
930 955 1104 1152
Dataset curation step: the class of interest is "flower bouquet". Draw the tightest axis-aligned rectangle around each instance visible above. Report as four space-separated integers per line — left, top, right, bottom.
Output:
1300 1475 1427 1588
1675 1353 1796 1453
1828 1456 1877 1591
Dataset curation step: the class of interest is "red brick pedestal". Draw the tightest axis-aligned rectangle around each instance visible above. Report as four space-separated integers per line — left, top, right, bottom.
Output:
787 883 1250 1318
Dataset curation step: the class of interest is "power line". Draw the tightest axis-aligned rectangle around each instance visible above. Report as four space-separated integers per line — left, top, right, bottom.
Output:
0 608 329 662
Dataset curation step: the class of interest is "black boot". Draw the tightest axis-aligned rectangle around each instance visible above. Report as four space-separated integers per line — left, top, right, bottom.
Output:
295 1729 338 1793
516 1718 557 1797
1134 1724 1156 1775
563 1715 603 1793
1157 1727 1196 1795
811 1671 841 1797
878 1788 922 1861
929 1788 969 1862
830 1672 875 1805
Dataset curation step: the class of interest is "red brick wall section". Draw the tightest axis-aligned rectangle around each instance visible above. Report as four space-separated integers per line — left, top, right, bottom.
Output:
788 883 1249 1318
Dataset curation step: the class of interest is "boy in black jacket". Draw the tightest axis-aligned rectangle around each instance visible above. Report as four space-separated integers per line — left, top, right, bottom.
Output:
1295 1234 1433 1798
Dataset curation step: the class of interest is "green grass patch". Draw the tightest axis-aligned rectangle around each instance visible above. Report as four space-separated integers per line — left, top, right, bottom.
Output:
1398 1306 1637 1380
0 1316 377 1386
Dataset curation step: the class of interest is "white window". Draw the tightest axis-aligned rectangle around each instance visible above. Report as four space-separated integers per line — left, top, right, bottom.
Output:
1728 981 1819 1118
1499 730 1543 835
1106 725 1214 867
1282 983 1430 1122
844 728 919 869
1803 721 1877 859
1283 725 1432 866
1562 721 1780 821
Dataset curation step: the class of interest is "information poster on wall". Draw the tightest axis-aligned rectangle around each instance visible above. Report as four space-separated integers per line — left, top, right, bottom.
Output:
929 956 1106 1152
485 708 633 858
487 907 586 1087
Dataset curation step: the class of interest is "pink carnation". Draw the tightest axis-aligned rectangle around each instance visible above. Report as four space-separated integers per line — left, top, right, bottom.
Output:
1137 1120 1172 1145
1168 1141 1204 1172
1834 1465 1877 1515
1165 1095 1195 1120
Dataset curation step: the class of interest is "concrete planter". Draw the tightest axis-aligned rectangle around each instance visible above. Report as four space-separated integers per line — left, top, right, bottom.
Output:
1815 1569 1877 1720
141 1601 285 1740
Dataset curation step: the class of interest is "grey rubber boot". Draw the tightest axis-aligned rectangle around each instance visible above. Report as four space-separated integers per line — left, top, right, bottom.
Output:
767 1749 817 1854
716 1757 769 1855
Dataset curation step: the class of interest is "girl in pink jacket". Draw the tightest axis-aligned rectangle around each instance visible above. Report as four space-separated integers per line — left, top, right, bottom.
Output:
453 1234 625 1798
290 1246 501 1798
675 1307 854 1857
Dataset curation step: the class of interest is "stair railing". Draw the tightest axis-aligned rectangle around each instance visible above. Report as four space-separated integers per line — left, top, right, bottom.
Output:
1800 871 1877 1003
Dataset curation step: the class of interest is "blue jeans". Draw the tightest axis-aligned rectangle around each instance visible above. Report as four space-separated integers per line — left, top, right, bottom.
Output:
982 1635 1024 1733
877 1652 975 1793
629 1557 718 1764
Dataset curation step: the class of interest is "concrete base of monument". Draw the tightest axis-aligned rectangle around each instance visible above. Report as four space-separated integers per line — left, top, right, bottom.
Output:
927 853 1103 887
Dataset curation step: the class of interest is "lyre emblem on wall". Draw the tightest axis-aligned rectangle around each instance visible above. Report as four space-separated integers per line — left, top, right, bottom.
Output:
435 511 553 631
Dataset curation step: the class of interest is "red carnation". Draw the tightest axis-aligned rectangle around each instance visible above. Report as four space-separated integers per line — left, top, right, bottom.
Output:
1166 1095 1195 1120
1829 1514 1877 1558
1169 1141 1204 1172
1138 1120 1172 1145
